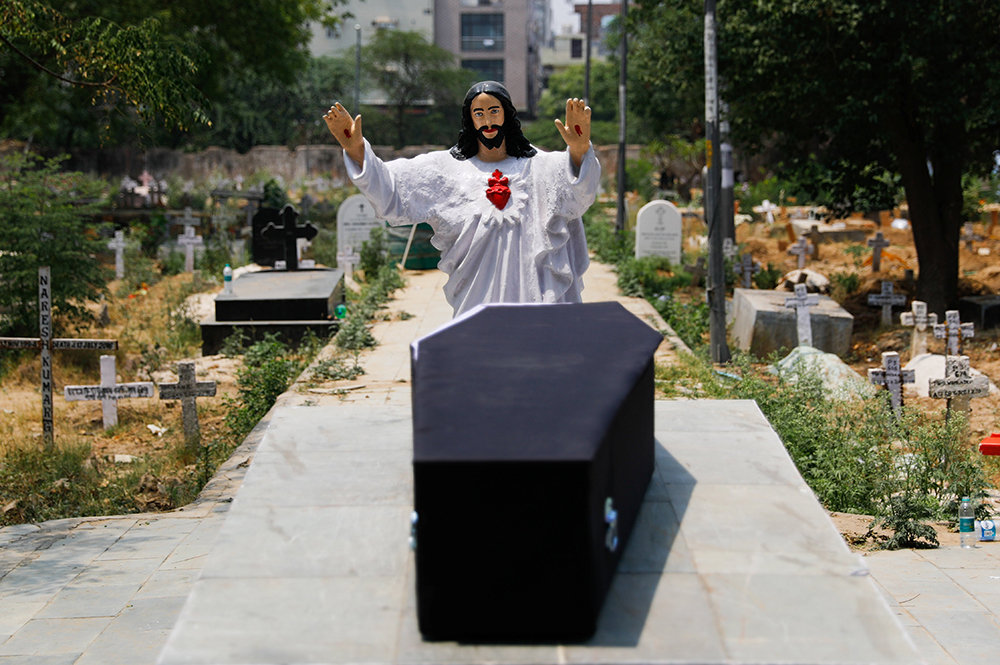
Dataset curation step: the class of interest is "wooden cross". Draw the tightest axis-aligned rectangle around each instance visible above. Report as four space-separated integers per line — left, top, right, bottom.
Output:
807 224 823 259
0 267 117 447
684 256 707 287
867 231 890 272
261 204 319 271
733 253 761 289
900 300 938 357
933 310 974 356
929 355 989 422
178 225 204 273
63 355 153 429
107 230 127 280
988 209 999 239
868 351 915 417
787 236 812 270
867 281 907 326
784 283 819 347
159 361 217 450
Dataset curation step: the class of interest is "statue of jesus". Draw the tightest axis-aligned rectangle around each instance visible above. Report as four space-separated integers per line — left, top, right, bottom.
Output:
323 81 600 317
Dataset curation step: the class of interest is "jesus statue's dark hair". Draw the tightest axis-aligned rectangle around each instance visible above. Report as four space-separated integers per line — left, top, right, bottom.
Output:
450 81 537 161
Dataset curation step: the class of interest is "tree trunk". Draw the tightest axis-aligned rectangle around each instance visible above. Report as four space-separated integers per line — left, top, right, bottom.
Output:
886 112 963 316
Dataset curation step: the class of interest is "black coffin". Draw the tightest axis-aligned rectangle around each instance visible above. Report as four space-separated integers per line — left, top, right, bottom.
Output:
411 302 664 642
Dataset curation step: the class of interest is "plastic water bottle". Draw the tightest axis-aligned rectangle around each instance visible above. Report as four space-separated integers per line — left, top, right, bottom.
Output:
960 497 974 548
223 263 233 295
976 519 997 542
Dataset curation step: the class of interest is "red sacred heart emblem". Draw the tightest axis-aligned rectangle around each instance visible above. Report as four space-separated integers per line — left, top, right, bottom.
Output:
485 169 511 210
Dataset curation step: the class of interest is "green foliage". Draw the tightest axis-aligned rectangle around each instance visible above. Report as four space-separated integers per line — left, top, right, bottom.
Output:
626 158 658 201
653 297 710 351
359 227 390 278
753 263 783 290
220 327 249 358
829 271 861 302
871 495 940 550
0 153 109 336
335 263 405 351
225 335 295 439
311 355 365 382
617 256 687 299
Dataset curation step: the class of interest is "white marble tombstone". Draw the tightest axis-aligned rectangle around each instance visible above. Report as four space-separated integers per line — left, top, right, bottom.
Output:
337 194 383 272
635 200 682 265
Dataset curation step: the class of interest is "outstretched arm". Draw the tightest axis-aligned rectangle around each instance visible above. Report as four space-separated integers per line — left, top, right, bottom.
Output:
323 102 365 168
554 98 592 169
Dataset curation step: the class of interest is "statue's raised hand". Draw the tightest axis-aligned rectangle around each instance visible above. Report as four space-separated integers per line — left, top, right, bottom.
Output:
554 98 592 168
323 102 364 167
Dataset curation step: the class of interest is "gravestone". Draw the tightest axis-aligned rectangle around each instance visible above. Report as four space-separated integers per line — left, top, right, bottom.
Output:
733 253 760 289
961 222 981 251
928 355 989 420
251 208 286 266
337 194 382 272
722 237 737 261
933 310 974 356
868 351 915 417
107 230 127 280
634 200 682 264
178 225 203 273
63 355 153 429
784 283 820 347
260 204 318 271
867 281 906 326
731 287 854 357
787 236 812 270
0 267 117 447
958 295 1000 331
159 361 217 450
901 300 938 356
684 256 707 287
806 225 823 259
867 231 890 272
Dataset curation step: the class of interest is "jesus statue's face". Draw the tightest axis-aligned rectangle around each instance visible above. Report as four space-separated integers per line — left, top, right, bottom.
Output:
470 93 506 152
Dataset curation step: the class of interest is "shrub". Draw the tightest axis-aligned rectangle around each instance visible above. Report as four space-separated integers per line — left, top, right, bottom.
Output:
225 335 295 438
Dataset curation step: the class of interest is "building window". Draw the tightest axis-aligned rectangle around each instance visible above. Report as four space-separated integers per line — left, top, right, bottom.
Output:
325 25 341 39
461 14 504 51
462 59 505 84
461 0 501 6
570 38 583 59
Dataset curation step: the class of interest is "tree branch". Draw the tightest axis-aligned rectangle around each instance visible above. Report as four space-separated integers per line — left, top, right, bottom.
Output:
0 31 116 88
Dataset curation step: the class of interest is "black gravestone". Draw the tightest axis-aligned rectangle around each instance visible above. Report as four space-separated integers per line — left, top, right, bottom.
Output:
260 204 318 271
251 207 285 267
410 302 664 641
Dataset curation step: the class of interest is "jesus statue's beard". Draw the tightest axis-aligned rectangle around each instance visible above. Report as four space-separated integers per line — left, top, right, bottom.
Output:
477 124 506 150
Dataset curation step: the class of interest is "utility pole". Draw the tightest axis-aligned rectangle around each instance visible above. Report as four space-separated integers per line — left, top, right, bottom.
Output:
616 0 628 234
355 24 362 113
584 0 593 103
705 0 731 363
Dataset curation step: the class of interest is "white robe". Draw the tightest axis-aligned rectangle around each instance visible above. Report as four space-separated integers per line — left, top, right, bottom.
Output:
344 139 600 316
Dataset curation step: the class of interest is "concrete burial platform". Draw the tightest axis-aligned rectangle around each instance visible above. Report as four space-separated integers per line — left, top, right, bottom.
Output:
157 400 918 665
731 287 854 358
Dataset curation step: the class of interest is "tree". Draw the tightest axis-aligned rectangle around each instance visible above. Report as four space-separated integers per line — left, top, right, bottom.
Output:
0 154 109 337
361 30 473 149
629 0 1000 313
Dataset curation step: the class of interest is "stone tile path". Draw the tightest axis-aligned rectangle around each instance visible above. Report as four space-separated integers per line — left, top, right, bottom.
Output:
0 260 997 664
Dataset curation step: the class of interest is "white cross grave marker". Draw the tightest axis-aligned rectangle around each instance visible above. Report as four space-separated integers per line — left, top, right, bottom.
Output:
867 231 890 272
63 355 154 429
867 281 907 326
107 230 127 280
900 301 938 357
933 310 974 356
722 237 737 261
158 361 217 450
733 253 761 289
0 267 117 447
787 236 812 270
868 351 915 417
929 355 990 421
178 225 204 273
784 283 819 347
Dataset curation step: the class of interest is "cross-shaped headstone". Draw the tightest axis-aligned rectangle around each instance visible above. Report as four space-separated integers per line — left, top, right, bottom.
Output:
107 230 127 280
868 351 915 417
733 253 761 289
787 236 812 270
178 206 199 230
900 300 938 356
0 267 118 447
337 246 361 277
139 170 154 188
784 283 819 347
867 281 907 326
261 204 319 271
63 355 153 429
807 225 823 259
722 238 737 261
867 231 890 272
933 310 974 356
158 361 217 450
961 222 981 251
684 256 707 287
178 225 203 273
929 355 990 422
